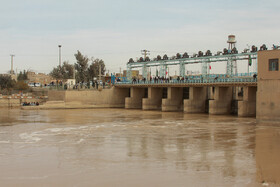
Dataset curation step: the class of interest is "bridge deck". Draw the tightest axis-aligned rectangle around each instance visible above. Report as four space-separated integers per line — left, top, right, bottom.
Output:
115 81 257 88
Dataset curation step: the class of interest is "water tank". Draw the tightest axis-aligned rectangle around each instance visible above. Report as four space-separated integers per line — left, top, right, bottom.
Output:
227 35 236 44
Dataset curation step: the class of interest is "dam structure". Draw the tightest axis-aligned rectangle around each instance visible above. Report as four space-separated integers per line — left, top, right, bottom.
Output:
44 49 280 122
115 49 258 117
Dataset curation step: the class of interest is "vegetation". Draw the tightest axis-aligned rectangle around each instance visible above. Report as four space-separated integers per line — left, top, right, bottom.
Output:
17 70 28 81
49 61 74 81
0 75 29 94
49 50 106 85
88 58 106 82
74 51 89 83
14 81 29 90
73 51 106 83
0 75 16 90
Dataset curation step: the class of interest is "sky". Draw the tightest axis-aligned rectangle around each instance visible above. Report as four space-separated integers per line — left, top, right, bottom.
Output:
0 0 279 75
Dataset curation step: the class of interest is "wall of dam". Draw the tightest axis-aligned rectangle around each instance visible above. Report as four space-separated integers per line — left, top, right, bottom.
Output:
43 86 256 117
0 98 45 108
44 87 130 109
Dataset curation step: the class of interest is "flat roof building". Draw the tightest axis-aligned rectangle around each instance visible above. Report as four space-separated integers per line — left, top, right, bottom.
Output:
256 49 280 121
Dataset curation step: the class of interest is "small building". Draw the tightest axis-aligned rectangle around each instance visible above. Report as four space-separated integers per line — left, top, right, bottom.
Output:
27 71 53 86
65 79 76 89
256 49 280 121
123 70 139 78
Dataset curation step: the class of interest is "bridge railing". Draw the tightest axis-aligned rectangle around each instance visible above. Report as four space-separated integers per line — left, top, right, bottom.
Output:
115 73 257 85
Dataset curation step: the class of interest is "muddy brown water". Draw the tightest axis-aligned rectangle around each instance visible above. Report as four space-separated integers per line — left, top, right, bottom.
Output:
0 109 279 187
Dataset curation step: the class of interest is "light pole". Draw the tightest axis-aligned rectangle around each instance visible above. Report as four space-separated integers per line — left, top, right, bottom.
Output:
58 45 62 67
10 54 15 75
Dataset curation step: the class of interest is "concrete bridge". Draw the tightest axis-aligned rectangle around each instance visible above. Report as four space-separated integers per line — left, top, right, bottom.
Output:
114 76 257 117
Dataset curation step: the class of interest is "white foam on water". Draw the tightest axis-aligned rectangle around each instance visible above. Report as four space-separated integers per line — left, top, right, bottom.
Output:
4 175 49 180
0 140 10 143
48 127 77 133
19 132 41 143
77 138 85 144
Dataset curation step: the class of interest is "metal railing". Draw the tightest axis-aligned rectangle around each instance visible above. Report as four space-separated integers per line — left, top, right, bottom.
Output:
115 73 257 85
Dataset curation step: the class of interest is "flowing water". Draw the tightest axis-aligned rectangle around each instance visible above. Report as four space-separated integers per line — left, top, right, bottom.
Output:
0 109 279 187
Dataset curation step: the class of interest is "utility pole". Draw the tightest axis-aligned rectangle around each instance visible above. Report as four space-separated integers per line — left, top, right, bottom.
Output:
58 45 62 67
73 65 75 80
141 50 150 59
168 67 170 78
99 64 101 81
10 54 15 75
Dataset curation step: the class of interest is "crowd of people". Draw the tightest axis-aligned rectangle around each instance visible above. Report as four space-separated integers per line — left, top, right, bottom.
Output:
72 81 107 90
129 74 257 84
131 76 189 84
22 102 40 106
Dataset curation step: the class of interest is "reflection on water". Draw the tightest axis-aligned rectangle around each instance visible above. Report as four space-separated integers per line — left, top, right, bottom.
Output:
0 109 279 186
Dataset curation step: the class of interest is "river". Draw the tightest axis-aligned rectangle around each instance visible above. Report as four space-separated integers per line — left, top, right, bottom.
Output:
0 109 279 187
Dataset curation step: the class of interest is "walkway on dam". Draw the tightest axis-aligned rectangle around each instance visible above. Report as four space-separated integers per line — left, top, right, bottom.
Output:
115 76 257 87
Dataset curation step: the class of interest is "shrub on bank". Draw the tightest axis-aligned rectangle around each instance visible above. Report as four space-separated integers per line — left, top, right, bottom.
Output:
0 75 30 95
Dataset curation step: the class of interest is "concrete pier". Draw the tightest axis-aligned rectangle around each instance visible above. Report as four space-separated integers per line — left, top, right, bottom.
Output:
162 87 183 112
184 87 207 113
142 87 163 110
125 87 146 109
238 86 257 117
209 86 233 115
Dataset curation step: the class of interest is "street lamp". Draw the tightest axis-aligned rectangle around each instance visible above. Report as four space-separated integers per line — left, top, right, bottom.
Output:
58 45 62 67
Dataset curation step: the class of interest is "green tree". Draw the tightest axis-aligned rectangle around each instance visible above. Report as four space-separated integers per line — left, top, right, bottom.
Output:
0 75 16 90
14 81 29 90
61 62 74 80
74 50 89 83
88 58 106 82
49 66 63 81
49 61 74 82
17 70 28 81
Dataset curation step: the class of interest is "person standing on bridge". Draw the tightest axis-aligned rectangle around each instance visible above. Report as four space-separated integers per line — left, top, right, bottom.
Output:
253 74 257 79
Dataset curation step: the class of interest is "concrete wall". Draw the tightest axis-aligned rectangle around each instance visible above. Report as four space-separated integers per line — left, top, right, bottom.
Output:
184 87 207 113
257 79 280 121
47 87 130 108
48 90 65 101
162 87 183 112
0 99 20 108
238 86 257 117
125 87 146 109
143 87 162 110
209 86 233 115
67 87 129 108
257 50 280 121
0 98 44 108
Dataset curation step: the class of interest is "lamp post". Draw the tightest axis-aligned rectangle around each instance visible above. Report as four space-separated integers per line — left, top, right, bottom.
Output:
58 45 62 67
10 54 15 75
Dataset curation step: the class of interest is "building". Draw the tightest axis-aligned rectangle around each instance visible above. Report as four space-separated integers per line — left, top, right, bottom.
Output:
65 79 76 89
123 70 139 78
115 73 123 77
27 72 53 85
256 49 280 121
